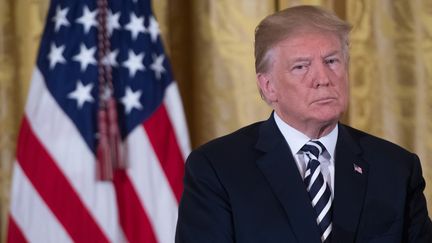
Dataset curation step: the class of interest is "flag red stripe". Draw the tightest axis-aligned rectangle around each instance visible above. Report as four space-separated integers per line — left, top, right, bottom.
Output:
7 215 28 243
143 104 185 201
16 117 109 243
113 170 158 243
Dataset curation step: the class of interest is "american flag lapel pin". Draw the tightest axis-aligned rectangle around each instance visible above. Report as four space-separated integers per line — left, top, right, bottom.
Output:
353 163 363 174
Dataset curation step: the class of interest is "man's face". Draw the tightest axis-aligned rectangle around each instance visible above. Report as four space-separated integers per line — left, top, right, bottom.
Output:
260 31 349 133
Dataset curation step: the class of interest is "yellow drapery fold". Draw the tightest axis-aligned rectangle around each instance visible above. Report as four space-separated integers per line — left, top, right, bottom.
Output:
347 0 432 208
1 0 432 241
154 0 273 146
0 0 48 241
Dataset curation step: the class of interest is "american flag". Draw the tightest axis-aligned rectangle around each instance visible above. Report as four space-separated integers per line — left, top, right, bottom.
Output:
353 163 363 174
7 0 190 242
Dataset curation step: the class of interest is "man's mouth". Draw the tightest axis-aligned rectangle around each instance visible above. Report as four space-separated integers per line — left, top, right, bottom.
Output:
312 97 337 104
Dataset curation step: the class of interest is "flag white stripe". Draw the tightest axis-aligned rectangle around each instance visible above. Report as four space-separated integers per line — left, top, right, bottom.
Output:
164 82 191 161
10 163 73 243
126 126 179 243
25 68 124 243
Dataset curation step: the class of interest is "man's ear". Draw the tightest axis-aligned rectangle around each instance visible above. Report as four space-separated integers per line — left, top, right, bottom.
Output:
257 73 277 103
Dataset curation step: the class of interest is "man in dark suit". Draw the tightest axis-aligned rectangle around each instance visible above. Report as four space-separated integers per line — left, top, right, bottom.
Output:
175 5 432 243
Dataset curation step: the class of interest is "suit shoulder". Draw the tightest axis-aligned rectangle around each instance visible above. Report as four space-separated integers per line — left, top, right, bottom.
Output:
195 121 264 154
341 124 415 157
340 124 421 180
185 121 264 177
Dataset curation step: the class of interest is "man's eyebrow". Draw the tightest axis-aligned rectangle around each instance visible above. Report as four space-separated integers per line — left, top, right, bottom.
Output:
288 57 312 63
323 50 341 58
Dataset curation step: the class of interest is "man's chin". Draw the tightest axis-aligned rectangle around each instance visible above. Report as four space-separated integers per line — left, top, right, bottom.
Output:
313 112 342 125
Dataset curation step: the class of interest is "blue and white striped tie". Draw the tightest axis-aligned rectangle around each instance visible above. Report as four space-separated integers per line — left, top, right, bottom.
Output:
301 140 332 243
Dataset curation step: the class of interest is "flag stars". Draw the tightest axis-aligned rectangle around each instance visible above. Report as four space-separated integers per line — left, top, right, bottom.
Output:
52 6 70 32
147 16 160 42
150 54 166 80
101 84 113 101
48 43 66 69
102 49 119 67
123 50 145 78
68 81 94 109
121 87 142 114
107 10 121 36
125 13 146 40
73 44 97 72
76 6 98 34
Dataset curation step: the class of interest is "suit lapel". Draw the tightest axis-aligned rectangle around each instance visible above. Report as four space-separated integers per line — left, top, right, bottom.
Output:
255 116 322 243
332 124 369 243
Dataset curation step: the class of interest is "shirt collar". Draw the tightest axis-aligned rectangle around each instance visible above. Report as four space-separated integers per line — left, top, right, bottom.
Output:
273 112 338 159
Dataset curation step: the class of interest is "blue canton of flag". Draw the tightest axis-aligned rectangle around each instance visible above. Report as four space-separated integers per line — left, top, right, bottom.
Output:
39 0 172 150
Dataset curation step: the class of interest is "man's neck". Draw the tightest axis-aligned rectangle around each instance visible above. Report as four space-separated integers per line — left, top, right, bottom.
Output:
274 111 338 139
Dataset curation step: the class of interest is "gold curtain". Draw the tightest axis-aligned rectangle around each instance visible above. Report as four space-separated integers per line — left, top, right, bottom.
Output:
0 0 49 241
347 0 432 209
154 0 273 146
1 0 432 242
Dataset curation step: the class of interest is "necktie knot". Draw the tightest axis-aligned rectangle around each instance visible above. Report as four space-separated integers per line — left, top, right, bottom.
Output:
300 140 326 159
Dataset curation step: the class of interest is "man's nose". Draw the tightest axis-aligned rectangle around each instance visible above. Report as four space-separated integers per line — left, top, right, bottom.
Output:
312 63 330 88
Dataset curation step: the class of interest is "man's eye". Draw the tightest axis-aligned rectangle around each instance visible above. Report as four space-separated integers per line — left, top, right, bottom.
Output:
325 58 339 64
292 64 308 70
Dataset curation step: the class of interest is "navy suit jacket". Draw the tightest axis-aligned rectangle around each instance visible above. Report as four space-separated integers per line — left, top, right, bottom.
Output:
175 115 432 242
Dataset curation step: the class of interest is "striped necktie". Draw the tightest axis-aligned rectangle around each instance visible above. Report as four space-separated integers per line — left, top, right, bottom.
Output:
301 140 332 243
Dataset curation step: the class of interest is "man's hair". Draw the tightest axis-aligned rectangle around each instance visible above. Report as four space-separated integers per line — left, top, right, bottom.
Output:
254 5 352 74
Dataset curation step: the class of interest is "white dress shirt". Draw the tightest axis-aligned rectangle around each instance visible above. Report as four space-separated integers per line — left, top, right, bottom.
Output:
274 113 338 198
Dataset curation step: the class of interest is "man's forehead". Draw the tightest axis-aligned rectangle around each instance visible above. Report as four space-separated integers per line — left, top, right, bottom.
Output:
277 31 341 47
275 34 342 58
276 47 342 62
287 50 342 60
